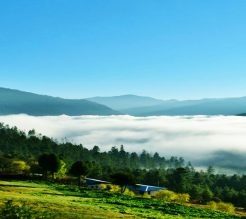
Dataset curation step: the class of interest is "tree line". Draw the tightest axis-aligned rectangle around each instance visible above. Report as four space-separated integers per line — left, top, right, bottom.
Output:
0 123 245 209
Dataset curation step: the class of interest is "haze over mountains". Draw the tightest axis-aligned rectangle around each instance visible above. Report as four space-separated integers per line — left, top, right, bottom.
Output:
1 87 246 116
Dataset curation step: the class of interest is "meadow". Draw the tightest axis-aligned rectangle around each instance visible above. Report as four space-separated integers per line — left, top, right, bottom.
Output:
0 180 245 219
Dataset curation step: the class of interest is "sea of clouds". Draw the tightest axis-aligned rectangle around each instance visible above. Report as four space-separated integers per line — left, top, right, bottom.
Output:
1 114 246 172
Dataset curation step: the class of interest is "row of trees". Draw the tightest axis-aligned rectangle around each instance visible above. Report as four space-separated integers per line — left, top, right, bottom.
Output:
0 124 245 209
0 123 186 170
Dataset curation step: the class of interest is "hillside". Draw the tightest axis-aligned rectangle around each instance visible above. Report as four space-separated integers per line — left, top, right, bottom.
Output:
0 87 119 116
90 95 246 116
0 124 246 210
2 87 246 116
149 97 246 116
86 94 164 110
0 181 244 219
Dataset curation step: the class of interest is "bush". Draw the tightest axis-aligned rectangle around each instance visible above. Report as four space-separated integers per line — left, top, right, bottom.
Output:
208 201 217 210
10 160 30 174
101 184 135 196
123 188 135 197
155 190 177 202
142 193 151 199
107 184 122 193
0 200 54 219
155 190 190 204
176 193 190 204
217 202 235 214
98 183 108 190
207 201 235 214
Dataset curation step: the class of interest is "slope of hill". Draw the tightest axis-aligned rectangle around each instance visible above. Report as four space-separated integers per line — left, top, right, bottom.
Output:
148 97 246 116
94 96 246 116
86 94 164 110
0 181 244 219
0 87 119 116
2 87 246 116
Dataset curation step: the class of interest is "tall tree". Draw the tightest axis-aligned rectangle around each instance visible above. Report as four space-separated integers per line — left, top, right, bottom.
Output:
70 161 89 186
38 154 60 179
111 172 136 193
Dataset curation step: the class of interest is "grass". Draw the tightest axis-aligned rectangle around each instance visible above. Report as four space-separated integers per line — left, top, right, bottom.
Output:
0 180 245 219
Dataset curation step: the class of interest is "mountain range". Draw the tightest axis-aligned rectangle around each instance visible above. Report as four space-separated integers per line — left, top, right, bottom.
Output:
1 87 246 116
0 87 118 116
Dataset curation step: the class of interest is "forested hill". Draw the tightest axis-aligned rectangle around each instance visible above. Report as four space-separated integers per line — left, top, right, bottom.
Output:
0 123 246 209
0 87 119 116
0 123 184 170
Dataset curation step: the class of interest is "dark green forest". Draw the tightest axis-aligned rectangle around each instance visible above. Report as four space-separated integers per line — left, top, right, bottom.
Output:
0 123 245 209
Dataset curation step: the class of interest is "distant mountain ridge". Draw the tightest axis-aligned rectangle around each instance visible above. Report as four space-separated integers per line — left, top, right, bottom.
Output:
0 87 119 116
86 95 164 110
88 95 246 116
1 87 246 116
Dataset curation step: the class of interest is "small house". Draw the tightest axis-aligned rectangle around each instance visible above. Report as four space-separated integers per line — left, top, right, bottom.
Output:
128 184 166 196
84 177 110 189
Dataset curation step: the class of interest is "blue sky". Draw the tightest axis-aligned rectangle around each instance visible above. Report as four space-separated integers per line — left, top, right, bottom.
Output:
1 0 246 100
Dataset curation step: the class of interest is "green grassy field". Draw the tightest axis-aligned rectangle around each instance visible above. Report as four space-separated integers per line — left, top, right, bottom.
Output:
0 180 245 219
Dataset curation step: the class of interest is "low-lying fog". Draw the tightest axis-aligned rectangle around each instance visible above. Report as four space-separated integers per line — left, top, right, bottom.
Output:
1 115 246 173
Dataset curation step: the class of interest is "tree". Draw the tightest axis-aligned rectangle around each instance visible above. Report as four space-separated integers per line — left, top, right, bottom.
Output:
92 146 100 156
55 160 67 178
207 166 215 175
38 154 60 179
111 172 135 193
0 156 12 174
70 161 89 186
202 186 214 203
10 160 30 175
169 168 192 193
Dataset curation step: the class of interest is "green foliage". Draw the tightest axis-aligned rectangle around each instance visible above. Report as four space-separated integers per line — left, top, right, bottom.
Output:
0 124 246 209
155 190 190 204
176 193 190 204
55 160 67 178
0 156 12 173
0 200 53 219
70 161 89 177
10 160 30 174
208 201 236 214
0 181 244 219
38 154 61 178
111 172 136 193
104 184 135 196
155 190 178 202
70 161 89 186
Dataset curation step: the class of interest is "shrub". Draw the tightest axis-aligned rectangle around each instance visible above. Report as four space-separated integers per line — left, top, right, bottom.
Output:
0 200 54 219
155 190 178 202
142 193 151 199
155 190 190 204
207 201 235 214
102 184 135 196
98 183 108 190
208 201 217 210
123 188 135 197
10 160 30 174
217 202 235 214
176 193 190 204
107 184 122 193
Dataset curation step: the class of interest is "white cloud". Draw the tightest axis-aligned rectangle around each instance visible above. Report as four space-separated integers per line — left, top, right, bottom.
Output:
0 114 246 165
